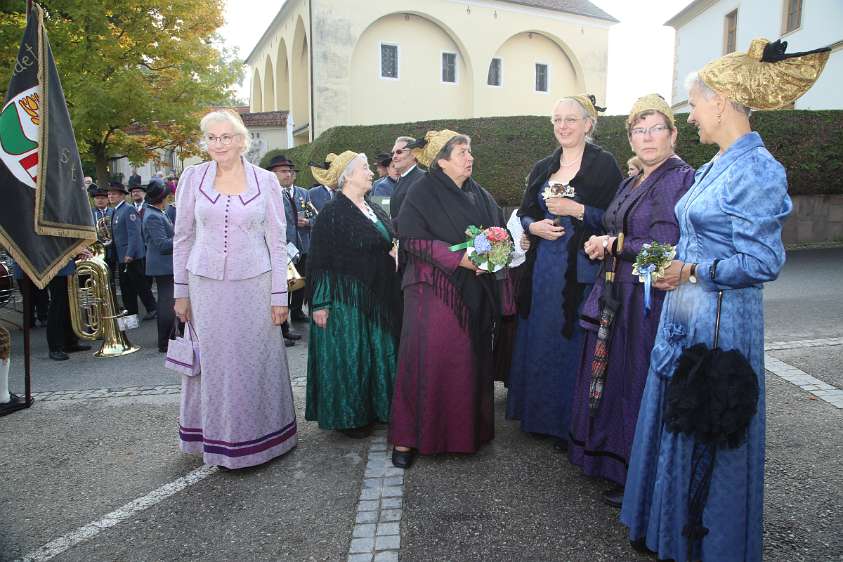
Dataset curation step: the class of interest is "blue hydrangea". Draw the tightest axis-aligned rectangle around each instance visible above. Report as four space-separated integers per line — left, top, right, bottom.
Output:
473 233 492 255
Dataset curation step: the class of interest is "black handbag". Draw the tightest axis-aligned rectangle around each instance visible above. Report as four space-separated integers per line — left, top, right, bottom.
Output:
663 290 760 557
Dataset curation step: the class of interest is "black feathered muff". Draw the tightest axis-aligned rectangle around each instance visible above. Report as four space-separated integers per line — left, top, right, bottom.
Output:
663 290 760 559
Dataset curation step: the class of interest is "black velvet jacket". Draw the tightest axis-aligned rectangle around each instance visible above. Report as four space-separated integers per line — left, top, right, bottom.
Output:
516 142 622 336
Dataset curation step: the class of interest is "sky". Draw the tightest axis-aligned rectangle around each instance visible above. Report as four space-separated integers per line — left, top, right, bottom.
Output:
219 0 695 116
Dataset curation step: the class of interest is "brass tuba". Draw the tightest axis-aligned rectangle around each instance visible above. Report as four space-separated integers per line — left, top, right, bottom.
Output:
95 213 112 246
68 243 140 357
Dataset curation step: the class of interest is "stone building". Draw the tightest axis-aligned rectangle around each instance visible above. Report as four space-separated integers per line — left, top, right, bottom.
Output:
245 0 617 146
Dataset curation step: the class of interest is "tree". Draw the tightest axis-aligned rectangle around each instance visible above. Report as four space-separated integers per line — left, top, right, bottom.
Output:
0 0 243 184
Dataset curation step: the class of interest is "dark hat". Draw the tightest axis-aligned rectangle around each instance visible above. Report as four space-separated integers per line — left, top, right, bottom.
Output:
375 152 392 167
145 181 169 205
266 154 299 172
91 184 108 197
130 183 148 192
107 181 128 194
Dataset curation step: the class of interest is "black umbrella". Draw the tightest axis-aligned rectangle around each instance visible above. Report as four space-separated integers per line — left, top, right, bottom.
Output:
588 233 625 416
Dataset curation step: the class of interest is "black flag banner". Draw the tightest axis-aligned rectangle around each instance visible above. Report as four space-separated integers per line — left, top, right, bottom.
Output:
0 3 95 289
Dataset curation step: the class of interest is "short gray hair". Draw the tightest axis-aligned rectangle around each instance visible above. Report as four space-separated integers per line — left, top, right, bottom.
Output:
394 136 415 147
430 135 472 172
200 110 252 154
338 153 368 190
685 71 751 117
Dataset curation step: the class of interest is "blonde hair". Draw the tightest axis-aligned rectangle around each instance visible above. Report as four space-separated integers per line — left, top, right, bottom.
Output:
199 109 251 154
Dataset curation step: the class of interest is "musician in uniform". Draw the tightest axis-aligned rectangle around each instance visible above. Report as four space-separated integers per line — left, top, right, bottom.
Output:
91 185 117 295
109 180 157 320
143 182 176 352
267 155 313 324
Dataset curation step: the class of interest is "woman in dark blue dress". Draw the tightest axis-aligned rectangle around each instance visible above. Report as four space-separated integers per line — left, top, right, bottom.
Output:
507 95 622 448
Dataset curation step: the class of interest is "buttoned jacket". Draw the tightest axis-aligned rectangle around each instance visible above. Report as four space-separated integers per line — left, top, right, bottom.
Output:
143 207 175 276
111 201 145 262
172 158 289 306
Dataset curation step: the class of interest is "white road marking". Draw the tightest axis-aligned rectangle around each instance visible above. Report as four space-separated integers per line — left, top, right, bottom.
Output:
17 465 218 562
765 354 843 409
765 337 843 351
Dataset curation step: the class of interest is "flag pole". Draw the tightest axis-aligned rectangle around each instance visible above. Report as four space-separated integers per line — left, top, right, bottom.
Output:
22 278 33 408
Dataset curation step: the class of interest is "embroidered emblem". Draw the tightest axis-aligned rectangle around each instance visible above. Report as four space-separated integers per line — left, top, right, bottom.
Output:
129 213 137 222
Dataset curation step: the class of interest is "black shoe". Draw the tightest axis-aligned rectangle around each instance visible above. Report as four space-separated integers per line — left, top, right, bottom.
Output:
391 448 416 469
65 343 92 353
49 350 69 361
285 333 302 341
284 338 296 347
630 538 656 556
291 311 309 322
143 311 158 321
602 485 624 508
338 426 372 439
552 438 568 453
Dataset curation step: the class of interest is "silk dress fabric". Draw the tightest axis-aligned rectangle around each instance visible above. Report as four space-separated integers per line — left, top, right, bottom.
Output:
305 219 398 429
620 132 791 561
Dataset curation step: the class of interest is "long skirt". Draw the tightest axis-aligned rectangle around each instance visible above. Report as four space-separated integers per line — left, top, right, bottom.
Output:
389 281 493 455
179 272 297 469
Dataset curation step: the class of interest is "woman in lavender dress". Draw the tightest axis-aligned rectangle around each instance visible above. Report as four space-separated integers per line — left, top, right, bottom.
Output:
568 95 693 506
173 110 297 469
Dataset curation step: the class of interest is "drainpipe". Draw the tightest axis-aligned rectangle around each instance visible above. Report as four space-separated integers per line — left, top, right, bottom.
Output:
308 0 315 142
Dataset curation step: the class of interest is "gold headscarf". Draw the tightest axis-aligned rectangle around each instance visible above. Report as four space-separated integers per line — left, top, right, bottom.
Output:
627 94 675 128
566 94 605 120
410 130 464 169
699 38 830 110
309 151 358 189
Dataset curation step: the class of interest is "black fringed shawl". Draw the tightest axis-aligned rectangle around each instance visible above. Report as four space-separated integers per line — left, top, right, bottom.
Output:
396 168 506 358
306 192 403 337
517 142 622 337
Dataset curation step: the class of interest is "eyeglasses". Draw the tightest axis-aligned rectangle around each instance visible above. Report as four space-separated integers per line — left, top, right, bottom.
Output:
201 133 240 147
630 125 671 137
551 117 583 127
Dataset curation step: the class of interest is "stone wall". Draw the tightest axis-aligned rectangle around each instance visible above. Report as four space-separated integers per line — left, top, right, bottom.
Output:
783 195 843 245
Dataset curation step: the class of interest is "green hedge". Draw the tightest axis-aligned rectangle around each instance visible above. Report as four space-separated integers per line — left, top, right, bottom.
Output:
261 110 843 206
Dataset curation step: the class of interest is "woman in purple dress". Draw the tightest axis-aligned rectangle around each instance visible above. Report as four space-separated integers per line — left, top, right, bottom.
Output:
389 130 512 468
173 110 297 469
568 95 694 506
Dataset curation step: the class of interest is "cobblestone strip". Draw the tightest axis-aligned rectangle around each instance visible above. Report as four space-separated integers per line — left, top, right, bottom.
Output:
30 376 306 403
765 337 843 351
31 385 181 402
347 429 404 562
766 354 843 409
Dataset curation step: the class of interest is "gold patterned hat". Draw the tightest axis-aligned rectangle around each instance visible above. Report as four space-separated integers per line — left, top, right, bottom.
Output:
309 151 358 189
408 130 464 169
567 94 606 119
627 94 675 128
699 38 831 110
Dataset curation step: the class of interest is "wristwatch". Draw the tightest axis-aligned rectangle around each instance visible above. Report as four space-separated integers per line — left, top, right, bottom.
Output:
688 263 698 284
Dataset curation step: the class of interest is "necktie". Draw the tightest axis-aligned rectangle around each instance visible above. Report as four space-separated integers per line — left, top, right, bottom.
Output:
286 189 299 225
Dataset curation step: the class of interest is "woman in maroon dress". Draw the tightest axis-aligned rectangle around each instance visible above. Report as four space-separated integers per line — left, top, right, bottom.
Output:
568 95 694 506
389 130 512 468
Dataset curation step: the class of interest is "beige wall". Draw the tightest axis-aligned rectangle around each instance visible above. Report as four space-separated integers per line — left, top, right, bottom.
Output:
246 0 611 140
348 13 472 126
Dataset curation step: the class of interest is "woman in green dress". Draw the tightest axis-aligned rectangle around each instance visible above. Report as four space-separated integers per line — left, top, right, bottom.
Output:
305 151 402 438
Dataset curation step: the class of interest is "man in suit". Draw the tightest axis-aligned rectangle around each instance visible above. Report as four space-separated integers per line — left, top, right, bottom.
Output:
129 183 149 219
388 136 426 225
267 154 312 341
109 181 157 320
142 182 176 352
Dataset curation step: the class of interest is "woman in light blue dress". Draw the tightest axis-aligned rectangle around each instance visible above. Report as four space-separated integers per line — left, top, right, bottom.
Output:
620 39 830 561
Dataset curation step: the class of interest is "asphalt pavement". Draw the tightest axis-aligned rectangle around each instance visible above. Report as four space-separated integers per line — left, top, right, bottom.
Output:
0 247 841 561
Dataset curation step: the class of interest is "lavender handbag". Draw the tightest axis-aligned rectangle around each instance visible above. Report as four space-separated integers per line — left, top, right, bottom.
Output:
164 321 201 376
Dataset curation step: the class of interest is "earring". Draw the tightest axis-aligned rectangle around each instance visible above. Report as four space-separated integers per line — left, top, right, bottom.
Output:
716 113 722 124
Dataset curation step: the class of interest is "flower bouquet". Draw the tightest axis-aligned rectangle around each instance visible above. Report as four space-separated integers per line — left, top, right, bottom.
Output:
450 225 514 278
632 242 676 315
